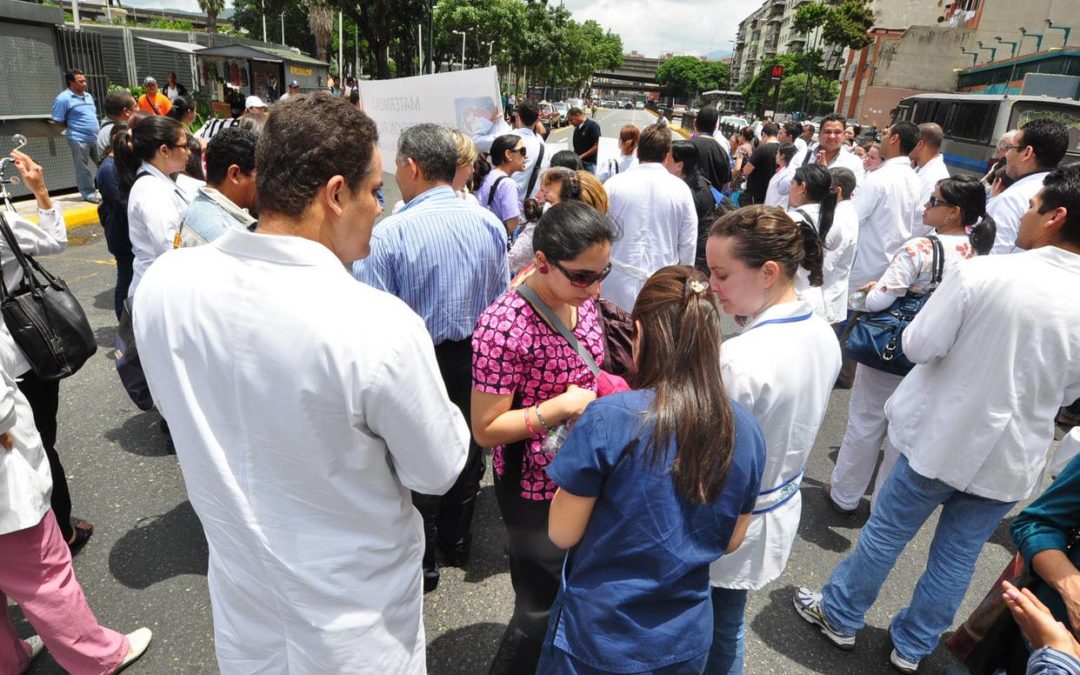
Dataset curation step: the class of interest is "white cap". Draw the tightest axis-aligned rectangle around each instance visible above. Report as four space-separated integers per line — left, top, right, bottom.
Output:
245 95 267 109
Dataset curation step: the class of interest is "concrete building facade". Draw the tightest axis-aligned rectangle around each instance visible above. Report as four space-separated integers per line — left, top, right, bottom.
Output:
835 0 1080 129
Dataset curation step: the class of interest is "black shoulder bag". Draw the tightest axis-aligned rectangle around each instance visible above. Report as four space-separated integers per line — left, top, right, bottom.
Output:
0 212 96 380
525 142 546 199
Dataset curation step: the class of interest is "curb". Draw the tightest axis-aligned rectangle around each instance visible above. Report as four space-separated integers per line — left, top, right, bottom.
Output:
26 203 99 230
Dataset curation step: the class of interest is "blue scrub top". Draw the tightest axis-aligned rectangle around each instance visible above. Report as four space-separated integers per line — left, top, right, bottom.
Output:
546 389 766 672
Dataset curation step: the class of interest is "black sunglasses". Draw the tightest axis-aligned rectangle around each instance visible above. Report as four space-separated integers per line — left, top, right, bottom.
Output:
551 260 612 287
926 196 953 208
511 147 528 157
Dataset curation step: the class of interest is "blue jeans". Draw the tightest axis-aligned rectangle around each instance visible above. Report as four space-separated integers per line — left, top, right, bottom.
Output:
820 454 1015 663
66 134 99 199
582 161 597 175
706 586 747 674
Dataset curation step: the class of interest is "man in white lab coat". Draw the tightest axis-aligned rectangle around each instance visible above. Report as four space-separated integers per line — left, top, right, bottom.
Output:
602 123 697 311
909 123 950 236
987 118 1068 254
796 165 1080 673
134 93 470 674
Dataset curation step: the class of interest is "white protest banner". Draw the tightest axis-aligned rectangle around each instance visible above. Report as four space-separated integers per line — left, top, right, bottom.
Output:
359 66 503 173
595 137 620 175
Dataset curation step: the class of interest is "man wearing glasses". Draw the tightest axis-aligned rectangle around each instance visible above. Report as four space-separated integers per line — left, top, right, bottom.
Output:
988 119 1068 254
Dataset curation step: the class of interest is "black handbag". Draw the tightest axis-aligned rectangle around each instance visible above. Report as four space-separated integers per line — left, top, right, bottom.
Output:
844 236 943 377
0 211 96 380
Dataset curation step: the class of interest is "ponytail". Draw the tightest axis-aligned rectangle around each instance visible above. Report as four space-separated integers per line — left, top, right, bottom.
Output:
818 190 837 243
115 115 186 197
968 214 997 256
793 164 835 242
632 265 734 505
798 221 825 286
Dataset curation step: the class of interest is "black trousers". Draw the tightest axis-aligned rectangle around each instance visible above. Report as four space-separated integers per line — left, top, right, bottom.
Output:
412 338 485 569
17 371 72 542
488 449 564 675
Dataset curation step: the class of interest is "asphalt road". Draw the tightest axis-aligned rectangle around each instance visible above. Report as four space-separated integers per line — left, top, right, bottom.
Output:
546 106 671 148
14 167 1067 675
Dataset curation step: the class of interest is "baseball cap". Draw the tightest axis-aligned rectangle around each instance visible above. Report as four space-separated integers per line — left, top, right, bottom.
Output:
245 95 268 109
143 76 157 85
289 80 300 88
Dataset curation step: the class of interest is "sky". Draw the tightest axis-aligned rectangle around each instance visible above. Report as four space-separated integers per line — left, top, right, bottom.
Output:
562 0 762 58
120 0 762 59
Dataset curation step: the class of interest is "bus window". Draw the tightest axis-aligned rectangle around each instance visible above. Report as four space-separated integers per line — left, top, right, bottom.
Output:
932 101 951 129
1012 103 1080 155
948 102 997 143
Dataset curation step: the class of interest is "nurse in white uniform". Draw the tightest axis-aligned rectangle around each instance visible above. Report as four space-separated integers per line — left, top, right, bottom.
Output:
703 205 842 674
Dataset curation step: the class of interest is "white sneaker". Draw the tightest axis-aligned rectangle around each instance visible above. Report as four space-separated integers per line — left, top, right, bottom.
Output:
19 635 44 673
793 587 857 650
114 627 152 672
890 648 920 673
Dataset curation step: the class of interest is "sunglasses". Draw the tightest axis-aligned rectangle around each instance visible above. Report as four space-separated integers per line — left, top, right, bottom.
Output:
511 147 528 157
926 196 953 208
552 260 612 287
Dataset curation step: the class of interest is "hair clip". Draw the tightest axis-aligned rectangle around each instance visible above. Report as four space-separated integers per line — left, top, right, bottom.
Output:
688 280 707 295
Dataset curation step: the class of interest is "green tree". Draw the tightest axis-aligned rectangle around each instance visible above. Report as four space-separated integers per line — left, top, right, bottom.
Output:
823 1 875 51
197 0 226 35
792 1 830 36
657 55 707 101
778 72 839 115
308 0 334 63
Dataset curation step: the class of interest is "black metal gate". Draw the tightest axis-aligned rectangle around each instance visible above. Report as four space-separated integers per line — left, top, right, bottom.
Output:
55 26 107 116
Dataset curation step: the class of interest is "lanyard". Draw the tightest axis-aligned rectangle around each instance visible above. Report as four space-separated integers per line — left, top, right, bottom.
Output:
746 312 813 332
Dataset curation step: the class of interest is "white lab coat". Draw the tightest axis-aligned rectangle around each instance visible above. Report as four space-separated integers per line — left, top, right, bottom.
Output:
1 205 67 376
887 246 1080 503
796 144 865 186
987 171 1049 254
710 301 841 589
787 202 859 324
0 319 50 536
601 163 697 311
127 161 190 299
848 156 923 291
913 154 951 237
134 229 470 674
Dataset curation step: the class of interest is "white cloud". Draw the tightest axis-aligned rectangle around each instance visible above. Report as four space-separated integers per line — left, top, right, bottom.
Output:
121 0 763 59
562 0 762 58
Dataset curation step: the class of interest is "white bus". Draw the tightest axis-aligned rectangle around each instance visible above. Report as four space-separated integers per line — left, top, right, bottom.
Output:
893 93 1080 176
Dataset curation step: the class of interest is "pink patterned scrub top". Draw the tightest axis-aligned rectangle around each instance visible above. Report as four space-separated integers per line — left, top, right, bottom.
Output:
472 290 605 501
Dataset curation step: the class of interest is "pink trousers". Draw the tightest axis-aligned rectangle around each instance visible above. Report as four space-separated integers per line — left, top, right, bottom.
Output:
0 511 128 675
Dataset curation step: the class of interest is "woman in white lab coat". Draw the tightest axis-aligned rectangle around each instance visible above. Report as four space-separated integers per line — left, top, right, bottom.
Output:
115 114 192 300
826 175 997 514
786 164 858 326
703 205 842 674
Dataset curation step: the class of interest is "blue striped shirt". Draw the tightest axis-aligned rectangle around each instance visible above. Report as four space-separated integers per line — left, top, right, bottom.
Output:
352 186 509 344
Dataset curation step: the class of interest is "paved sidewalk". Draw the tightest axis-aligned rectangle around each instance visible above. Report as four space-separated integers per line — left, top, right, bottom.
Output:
11 191 100 229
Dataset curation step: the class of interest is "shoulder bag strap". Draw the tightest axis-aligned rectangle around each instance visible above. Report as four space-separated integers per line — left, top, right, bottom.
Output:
525 142 546 198
928 235 945 287
488 176 509 207
801 144 815 167
794 208 816 230
516 284 600 378
0 211 39 300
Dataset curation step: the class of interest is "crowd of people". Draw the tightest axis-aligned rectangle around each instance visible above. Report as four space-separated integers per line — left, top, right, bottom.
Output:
5 84 1080 675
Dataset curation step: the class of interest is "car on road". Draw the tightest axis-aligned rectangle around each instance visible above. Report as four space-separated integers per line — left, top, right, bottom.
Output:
634 101 645 110
538 100 560 129
553 101 569 127
602 99 618 108
672 104 688 117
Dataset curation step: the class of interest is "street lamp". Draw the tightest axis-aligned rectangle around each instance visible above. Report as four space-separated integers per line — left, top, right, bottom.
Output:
976 41 998 62
1019 27 1045 53
1046 19 1072 48
994 36 1018 58
452 30 466 71
482 40 494 66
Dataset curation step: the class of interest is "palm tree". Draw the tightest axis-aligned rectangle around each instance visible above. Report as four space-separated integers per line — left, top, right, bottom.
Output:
198 0 226 35
307 0 334 63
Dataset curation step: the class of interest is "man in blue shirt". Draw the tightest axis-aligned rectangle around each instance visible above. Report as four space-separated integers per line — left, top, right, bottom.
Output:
51 69 101 203
353 123 509 592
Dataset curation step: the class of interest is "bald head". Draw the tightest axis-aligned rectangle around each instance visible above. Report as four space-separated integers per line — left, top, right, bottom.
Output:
910 122 944 167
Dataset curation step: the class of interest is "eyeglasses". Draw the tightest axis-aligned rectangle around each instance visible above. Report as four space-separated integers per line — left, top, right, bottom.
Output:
511 147 528 157
1002 144 1026 152
551 260 612 287
926 196 953 208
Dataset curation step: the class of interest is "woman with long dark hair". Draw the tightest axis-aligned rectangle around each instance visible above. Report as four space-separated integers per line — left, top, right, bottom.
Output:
115 114 192 299
787 164 857 325
827 175 997 514
538 265 766 674
472 201 615 674
704 206 842 674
